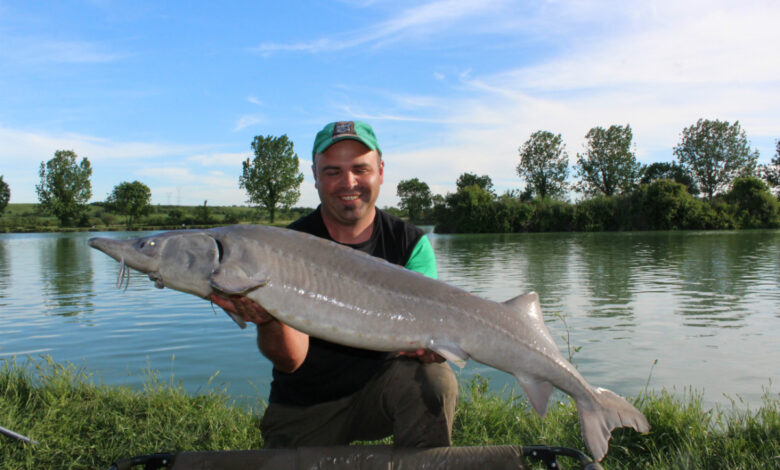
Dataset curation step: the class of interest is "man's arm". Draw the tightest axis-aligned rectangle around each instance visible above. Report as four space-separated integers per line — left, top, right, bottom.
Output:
211 295 309 373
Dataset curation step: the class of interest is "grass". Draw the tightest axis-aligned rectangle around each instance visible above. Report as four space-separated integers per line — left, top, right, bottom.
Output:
0 203 314 233
0 358 262 469
1 358 778 469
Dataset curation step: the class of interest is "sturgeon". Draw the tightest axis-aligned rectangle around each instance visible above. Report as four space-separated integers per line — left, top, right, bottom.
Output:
88 224 649 461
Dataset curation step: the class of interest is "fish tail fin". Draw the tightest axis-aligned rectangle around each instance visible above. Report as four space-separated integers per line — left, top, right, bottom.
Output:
578 387 650 462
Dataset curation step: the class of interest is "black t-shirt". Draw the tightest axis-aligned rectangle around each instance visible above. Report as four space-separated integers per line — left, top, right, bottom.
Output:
268 207 426 406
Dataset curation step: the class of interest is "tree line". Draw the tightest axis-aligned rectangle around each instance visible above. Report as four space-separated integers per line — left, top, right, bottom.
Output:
0 135 305 228
396 119 780 232
1 117 778 232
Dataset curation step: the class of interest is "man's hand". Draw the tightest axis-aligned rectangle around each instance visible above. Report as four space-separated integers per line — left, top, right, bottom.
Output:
210 294 275 325
397 349 446 364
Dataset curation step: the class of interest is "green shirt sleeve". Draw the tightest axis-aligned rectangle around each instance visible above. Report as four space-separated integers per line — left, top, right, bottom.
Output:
404 235 438 279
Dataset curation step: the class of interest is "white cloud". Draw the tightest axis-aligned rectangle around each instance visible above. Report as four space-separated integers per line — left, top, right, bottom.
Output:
233 115 265 132
0 37 122 64
254 0 506 54
188 152 251 167
369 0 780 202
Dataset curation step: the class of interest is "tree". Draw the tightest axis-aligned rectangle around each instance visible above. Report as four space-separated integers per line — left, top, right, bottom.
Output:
0 175 9 217
759 140 780 197
574 124 640 197
240 135 304 224
640 161 699 196
456 173 494 194
725 176 780 228
396 178 432 222
193 200 213 225
517 130 569 199
35 150 92 226
105 180 152 227
673 119 759 200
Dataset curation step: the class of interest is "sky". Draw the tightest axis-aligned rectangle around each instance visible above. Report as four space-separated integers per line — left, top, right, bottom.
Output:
1 0 778 208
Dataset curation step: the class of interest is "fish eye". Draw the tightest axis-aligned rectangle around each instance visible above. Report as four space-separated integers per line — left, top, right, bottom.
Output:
149 241 155 247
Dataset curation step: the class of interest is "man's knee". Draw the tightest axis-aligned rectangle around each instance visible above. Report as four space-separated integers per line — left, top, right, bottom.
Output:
414 361 458 416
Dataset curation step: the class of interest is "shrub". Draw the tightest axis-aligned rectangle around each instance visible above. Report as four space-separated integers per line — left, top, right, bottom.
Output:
725 177 780 228
528 198 574 232
639 180 698 230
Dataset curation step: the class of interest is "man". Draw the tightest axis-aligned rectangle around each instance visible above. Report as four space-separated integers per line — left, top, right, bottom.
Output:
212 121 458 448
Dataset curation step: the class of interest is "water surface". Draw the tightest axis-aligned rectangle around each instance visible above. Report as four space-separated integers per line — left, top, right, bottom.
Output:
1 229 778 409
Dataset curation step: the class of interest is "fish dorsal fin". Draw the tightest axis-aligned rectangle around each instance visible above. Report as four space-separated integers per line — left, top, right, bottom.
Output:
503 292 557 348
210 262 268 295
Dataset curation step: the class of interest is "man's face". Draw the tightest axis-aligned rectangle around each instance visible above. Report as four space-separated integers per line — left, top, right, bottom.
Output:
313 139 384 227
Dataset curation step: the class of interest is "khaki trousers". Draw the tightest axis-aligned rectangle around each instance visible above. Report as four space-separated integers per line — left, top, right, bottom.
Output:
260 358 458 448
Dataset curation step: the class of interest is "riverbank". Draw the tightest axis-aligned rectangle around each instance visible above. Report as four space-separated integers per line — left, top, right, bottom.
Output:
0 203 312 233
1 358 777 469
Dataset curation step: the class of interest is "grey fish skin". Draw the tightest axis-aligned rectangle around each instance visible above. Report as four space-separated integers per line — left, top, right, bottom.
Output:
88 224 649 461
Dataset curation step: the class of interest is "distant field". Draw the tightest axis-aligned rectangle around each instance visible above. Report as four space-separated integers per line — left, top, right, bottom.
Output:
0 203 316 232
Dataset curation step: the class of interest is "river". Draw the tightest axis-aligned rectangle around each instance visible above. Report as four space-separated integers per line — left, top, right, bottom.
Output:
1 229 778 410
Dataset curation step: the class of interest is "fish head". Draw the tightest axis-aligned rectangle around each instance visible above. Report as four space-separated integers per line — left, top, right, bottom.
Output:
89 231 221 298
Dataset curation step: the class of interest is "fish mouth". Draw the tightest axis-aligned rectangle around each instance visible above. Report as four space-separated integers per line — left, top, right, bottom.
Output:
148 272 165 289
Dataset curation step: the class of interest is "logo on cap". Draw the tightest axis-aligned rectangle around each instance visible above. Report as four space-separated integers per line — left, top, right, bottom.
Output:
332 121 356 137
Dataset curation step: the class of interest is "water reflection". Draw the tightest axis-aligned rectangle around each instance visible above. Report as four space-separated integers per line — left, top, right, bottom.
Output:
571 233 637 321
39 234 94 318
0 239 8 299
676 231 778 328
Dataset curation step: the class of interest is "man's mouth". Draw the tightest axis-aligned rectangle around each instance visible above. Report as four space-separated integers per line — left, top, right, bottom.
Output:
339 194 360 201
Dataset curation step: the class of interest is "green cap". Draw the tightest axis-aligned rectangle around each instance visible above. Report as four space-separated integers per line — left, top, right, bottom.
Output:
312 121 381 159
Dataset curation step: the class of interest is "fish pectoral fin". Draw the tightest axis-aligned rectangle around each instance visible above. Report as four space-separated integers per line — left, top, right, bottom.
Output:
430 341 469 368
517 377 553 417
225 311 247 329
210 265 268 295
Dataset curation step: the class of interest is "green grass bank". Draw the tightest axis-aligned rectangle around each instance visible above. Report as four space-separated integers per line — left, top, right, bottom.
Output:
1 358 778 469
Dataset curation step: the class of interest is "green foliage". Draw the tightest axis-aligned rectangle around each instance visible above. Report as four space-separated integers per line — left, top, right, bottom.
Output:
674 119 759 200
574 195 623 231
456 173 494 194
35 150 93 227
0 175 9 216
99 211 119 227
517 130 569 199
493 192 535 233
758 140 780 197
396 178 432 222
527 198 575 232
575 124 641 197
193 200 214 225
725 177 780 229
635 180 701 230
240 135 304 223
438 184 497 233
0 357 262 469
640 162 698 196
105 180 152 227
222 208 240 224
166 208 185 225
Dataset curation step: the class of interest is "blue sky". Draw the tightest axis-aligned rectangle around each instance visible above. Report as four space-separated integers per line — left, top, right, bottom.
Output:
1 0 778 208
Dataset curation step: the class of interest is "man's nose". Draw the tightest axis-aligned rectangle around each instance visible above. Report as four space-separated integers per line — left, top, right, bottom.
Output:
341 171 358 188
